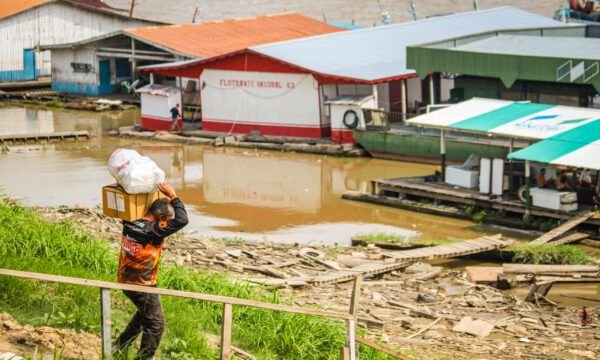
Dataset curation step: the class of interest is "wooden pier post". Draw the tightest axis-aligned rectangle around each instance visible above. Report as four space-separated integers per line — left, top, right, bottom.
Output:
220 303 233 360
100 288 112 359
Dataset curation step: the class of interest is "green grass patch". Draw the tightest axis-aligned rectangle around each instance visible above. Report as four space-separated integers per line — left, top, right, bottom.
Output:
511 243 591 265
0 199 393 359
352 232 407 244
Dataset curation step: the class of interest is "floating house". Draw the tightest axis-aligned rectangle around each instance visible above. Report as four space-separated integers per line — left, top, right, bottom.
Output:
139 7 562 142
0 0 159 84
42 13 343 96
406 25 600 107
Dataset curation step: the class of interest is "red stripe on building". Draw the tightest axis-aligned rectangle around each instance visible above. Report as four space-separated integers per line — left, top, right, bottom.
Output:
202 119 331 138
331 129 356 144
141 115 182 132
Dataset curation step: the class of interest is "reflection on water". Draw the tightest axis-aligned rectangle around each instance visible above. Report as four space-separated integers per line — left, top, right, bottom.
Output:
0 104 500 245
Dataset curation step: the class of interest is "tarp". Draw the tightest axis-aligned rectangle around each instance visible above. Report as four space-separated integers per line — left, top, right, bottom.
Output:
508 120 600 170
407 98 600 141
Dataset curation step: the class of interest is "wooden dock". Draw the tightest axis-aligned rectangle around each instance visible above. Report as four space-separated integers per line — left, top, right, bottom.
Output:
0 131 90 144
344 176 600 226
531 212 595 244
384 235 511 261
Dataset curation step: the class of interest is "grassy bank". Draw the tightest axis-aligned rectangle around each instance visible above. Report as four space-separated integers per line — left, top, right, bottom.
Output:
511 243 591 265
0 199 391 359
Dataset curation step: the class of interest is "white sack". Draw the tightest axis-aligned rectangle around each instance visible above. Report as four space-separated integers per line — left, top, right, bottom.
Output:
108 148 165 194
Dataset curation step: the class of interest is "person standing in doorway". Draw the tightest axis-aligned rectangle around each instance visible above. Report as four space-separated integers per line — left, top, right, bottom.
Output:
114 182 188 359
169 104 182 132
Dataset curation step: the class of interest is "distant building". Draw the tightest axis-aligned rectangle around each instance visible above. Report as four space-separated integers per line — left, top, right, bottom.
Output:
0 0 160 84
42 13 342 97
139 7 563 142
406 25 600 108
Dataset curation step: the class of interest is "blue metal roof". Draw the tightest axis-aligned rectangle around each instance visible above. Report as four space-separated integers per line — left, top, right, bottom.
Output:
250 7 563 83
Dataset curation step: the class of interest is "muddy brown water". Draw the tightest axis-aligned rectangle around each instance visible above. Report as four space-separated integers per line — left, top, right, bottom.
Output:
0 104 511 246
1 104 598 307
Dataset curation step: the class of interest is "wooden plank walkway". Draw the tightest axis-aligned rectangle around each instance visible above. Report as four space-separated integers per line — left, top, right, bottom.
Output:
0 131 90 143
311 262 410 286
310 235 511 285
385 234 511 262
531 212 595 244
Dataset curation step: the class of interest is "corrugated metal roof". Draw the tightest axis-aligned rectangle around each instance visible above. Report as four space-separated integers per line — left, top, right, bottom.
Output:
247 7 562 82
0 0 155 22
453 35 600 59
0 0 51 20
126 13 343 59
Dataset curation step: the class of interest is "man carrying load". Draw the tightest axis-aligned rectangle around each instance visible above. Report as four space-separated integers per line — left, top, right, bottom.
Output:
114 182 188 359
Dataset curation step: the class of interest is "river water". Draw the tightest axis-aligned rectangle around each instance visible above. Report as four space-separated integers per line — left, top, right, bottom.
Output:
0 104 509 246
2 104 599 305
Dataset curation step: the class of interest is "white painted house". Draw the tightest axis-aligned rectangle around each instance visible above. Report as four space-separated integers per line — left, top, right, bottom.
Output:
0 0 158 85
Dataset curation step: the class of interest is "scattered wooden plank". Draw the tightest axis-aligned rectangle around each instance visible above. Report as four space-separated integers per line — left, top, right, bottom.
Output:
405 317 442 340
452 316 494 338
465 266 504 284
531 212 595 244
357 316 384 328
503 264 599 274
356 336 412 360
525 281 554 303
548 232 588 245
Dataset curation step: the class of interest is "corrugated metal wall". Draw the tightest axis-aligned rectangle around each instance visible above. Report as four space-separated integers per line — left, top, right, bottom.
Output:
0 2 152 82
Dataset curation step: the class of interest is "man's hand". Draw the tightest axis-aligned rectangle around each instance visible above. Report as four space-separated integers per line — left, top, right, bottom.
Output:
158 182 177 200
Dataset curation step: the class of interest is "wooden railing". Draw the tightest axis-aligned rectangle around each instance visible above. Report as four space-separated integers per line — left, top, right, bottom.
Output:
0 268 393 360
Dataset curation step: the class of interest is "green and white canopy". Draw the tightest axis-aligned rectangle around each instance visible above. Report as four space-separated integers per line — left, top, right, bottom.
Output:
508 120 600 170
407 98 600 169
407 98 600 140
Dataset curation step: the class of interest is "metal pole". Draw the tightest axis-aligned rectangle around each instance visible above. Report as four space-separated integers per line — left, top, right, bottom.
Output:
149 73 154 84
372 84 379 108
509 138 514 193
401 78 407 121
440 129 447 181
429 74 435 105
130 38 136 81
525 160 531 221
100 288 112 359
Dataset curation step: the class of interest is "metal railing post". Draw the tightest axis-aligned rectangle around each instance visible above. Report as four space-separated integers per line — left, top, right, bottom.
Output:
220 303 233 360
100 288 112 359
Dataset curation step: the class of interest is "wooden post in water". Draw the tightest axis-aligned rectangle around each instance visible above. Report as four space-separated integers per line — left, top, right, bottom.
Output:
440 129 446 181
220 303 233 360
100 288 112 360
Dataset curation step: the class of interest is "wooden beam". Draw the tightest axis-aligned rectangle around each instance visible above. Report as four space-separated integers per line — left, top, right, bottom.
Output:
356 336 411 360
220 303 233 360
97 47 172 56
345 319 357 360
349 275 362 319
100 288 112 360
96 52 177 61
0 269 353 320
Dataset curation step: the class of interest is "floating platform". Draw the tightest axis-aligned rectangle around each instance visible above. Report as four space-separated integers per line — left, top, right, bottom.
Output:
343 176 600 226
0 131 90 144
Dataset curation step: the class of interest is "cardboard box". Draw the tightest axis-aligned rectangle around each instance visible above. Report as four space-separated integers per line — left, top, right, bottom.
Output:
102 184 165 222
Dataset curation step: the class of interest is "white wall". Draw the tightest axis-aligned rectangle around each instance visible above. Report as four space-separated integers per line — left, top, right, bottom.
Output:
0 2 152 80
201 69 321 127
51 47 97 84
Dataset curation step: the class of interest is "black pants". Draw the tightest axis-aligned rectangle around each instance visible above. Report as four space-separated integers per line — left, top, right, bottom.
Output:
116 290 165 360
